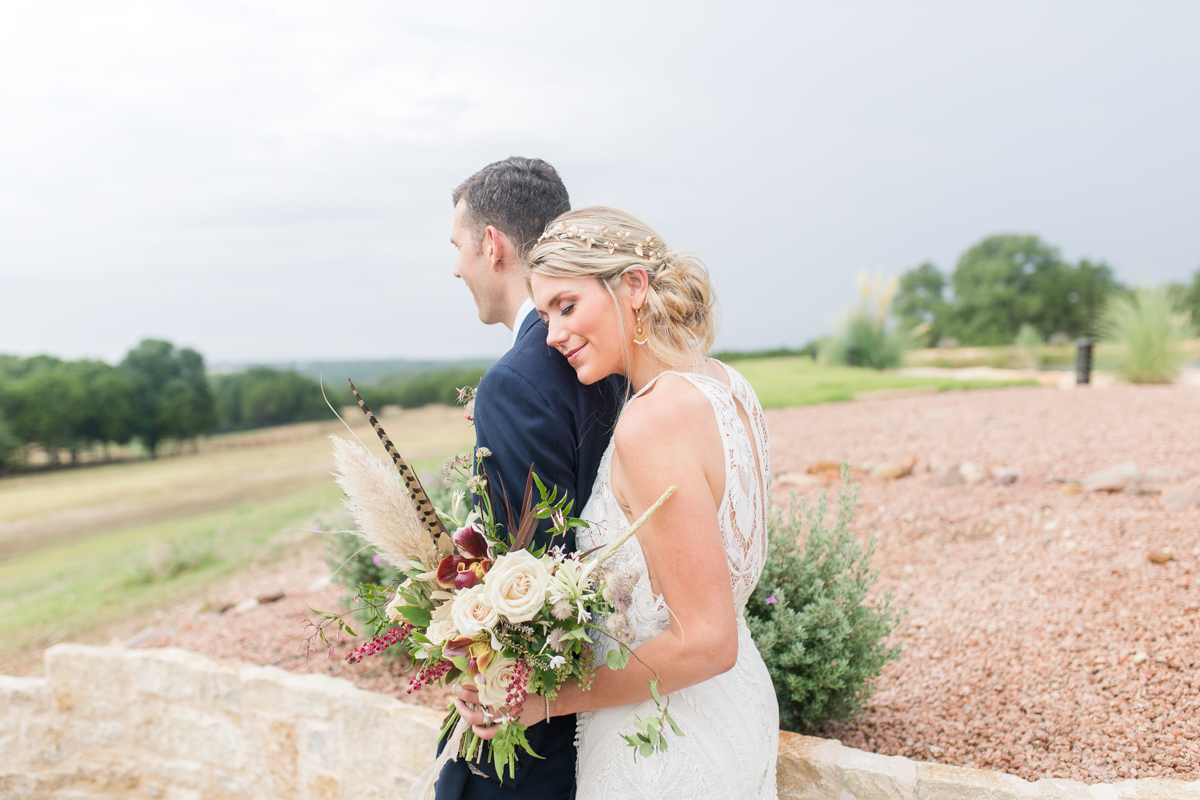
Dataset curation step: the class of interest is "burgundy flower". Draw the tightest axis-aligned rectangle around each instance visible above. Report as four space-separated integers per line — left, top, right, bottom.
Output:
436 523 492 590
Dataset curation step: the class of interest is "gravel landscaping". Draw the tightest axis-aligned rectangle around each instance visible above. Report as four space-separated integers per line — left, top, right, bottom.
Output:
126 382 1197 785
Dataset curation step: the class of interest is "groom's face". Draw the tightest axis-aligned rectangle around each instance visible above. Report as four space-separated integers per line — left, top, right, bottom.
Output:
451 200 505 325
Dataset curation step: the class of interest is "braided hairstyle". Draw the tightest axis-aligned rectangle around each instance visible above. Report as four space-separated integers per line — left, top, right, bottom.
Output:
526 206 718 372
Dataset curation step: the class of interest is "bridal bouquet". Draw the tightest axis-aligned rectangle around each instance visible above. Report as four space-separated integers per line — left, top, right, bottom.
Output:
305 381 677 786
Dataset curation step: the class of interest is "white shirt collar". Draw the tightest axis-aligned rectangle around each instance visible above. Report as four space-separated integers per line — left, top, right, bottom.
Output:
511 297 536 348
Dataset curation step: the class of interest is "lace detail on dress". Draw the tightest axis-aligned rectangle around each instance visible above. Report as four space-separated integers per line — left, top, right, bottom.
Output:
574 362 778 800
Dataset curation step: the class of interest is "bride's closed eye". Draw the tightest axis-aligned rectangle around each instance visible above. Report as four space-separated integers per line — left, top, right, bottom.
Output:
560 303 576 316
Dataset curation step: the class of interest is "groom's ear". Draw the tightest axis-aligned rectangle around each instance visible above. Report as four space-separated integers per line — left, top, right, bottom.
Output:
483 225 519 272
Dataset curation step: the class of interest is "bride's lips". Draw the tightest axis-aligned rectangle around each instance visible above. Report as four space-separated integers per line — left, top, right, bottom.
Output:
565 343 586 365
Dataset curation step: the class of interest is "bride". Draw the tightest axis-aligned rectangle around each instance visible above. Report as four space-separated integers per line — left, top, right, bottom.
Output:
457 207 778 799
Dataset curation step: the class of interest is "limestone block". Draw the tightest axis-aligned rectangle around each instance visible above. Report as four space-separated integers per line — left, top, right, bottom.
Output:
130 649 237 711
0 720 17 765
166 708 243 769
1033 777 1092 799
1110 778 1200 799
71 721 123 747
212 769 251 798
777 732 842 799
0 678 47 716
334 693 397 781
145 759 205 789
0 772 37 800
19 721 67 767
916 762 1037 799
44 646 131 719
307 773 341 800
835 747 917 799
383 705 443 777
304 723 335 769
251 717 297 798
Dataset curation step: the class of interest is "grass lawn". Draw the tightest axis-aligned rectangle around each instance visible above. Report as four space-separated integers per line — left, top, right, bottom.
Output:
0 484 342 655
733 356 1036 409
0 406 474 660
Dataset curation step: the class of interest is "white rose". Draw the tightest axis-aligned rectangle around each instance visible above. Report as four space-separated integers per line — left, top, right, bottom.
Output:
385 592 406 622
483 551 552 624
451 585 498 636
476 653 521 709
425 619 456 646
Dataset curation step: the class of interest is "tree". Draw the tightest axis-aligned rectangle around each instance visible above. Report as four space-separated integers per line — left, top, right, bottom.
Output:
70 361 137 460
121 339 215 456
893 262 948 345
944 235 1062 345
3 365 86 465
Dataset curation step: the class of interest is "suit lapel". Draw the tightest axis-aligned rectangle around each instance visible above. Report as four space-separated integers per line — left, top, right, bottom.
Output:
515 308 541 344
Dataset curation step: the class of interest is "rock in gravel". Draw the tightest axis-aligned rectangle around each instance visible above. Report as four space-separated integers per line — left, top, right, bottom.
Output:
1148 546 1176 564
959 461 987 485
1082 461 1140 492
775 472 825 490
1144 467 1192 485
233 597 260 613
1161 485 1200 510
872 461 913 481
939 467 963 487
990 466 1022 486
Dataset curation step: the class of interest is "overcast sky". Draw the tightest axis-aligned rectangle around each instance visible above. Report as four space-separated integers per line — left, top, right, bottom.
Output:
2 1 1198 364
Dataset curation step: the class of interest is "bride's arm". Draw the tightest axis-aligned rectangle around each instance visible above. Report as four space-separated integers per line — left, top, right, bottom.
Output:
458 382 739 732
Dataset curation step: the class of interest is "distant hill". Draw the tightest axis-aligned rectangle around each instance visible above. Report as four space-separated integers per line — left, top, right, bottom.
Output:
209 358 495 384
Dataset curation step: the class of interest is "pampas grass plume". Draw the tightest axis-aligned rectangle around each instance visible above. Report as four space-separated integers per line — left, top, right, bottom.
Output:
330 435 438 570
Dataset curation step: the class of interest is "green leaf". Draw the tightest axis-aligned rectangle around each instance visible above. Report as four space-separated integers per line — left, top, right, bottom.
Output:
639 740 653 758
648 678 661 704
394 605 431 627
665 712 683 737
606 646 630 671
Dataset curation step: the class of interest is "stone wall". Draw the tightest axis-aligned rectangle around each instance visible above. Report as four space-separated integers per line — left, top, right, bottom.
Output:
2 645 1197 800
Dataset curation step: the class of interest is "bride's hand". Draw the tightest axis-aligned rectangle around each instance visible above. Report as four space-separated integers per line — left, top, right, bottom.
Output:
452 683 549 740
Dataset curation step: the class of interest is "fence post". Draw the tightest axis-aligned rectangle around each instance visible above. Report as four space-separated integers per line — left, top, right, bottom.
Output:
1075 338 1093 385
846 345 859 367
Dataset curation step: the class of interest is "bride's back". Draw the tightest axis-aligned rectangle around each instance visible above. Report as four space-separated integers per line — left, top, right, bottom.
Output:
608 362 770 612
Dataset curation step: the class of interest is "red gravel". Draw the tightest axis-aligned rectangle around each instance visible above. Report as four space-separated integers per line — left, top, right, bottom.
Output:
118 383 1200 784
768 384 1200 784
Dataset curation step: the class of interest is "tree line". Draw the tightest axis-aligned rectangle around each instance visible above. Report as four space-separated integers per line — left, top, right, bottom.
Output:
893 234 1200 347
0 339 488 469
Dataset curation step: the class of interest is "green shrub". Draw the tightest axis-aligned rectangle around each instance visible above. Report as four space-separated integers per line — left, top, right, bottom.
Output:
746 470 903 732
1100 287 1195 384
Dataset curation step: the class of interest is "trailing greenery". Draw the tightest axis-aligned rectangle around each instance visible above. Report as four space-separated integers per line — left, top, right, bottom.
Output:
746 471 903 732
1099 287 1196 384
894 235 1122 346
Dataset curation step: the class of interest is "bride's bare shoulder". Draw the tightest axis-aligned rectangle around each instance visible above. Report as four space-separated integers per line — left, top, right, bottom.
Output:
613 374 715 455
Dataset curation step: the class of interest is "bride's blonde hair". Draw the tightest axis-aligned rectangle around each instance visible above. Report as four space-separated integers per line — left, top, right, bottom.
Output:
525 206 718 372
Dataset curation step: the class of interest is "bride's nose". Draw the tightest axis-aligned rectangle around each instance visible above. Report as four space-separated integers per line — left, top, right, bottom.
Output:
545 315 569 349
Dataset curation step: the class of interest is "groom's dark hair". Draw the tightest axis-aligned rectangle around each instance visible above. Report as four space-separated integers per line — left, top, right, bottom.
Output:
453 157 570 259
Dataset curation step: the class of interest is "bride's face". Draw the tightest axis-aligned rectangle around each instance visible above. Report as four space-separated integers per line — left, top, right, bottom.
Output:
531 274 631 385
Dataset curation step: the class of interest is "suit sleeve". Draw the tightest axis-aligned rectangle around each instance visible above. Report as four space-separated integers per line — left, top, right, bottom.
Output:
474 365 579 555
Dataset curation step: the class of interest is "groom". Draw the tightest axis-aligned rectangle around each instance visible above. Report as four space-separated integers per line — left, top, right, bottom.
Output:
438 157 622 799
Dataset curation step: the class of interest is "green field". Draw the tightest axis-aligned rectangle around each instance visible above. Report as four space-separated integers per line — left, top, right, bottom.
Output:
732 356 1035 408
0 405 475 666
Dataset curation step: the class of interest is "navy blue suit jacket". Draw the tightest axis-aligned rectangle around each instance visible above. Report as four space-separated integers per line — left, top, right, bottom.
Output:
435 309 623 800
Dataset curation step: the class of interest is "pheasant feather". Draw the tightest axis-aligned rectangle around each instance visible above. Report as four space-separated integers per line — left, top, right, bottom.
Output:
348 379 449 542
330 435 440 570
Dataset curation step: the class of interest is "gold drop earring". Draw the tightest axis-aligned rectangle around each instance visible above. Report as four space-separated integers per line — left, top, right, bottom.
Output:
633 308 647 346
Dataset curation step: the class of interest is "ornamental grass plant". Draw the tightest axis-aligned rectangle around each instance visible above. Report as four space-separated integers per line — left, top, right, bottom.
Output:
746 469 903 733
1099 287 1196 384
819 271 910 369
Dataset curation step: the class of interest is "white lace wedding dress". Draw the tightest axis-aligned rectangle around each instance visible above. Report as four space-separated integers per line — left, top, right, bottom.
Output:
575 364 779 800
